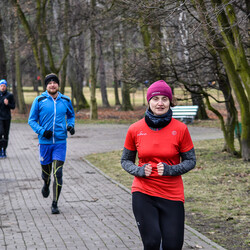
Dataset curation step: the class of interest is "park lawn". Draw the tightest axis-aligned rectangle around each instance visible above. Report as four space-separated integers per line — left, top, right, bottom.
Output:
85 138 249 250
22 86 146 106
22 86 224 107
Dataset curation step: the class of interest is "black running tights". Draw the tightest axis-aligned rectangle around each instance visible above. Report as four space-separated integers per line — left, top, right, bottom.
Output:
0 119 11 150
132 192 184 250
41 160 64 202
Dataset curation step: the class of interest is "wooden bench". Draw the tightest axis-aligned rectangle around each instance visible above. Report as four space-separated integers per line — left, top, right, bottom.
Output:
171 105 199 124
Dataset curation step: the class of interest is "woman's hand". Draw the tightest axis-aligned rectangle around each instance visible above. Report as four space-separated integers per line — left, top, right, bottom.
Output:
157 162 164 176
144 164 152 176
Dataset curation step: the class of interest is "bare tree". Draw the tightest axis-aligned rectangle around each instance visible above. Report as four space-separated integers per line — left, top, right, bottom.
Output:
119 23 133 111
14 5 26 114
111 27 121 106
90 0 98 119
68 32 89 111
11 0 79 84
97 30 110 107
0 12 7 79
191 0 250 160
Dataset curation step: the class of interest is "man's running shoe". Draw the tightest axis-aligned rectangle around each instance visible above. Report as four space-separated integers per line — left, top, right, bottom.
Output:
42 182 50 198
51 201 60 214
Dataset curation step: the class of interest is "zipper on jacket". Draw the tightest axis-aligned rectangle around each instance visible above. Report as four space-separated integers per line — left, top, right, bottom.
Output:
53 99 56 144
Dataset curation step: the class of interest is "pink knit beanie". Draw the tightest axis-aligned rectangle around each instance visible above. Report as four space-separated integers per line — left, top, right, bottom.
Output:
146 80 172 102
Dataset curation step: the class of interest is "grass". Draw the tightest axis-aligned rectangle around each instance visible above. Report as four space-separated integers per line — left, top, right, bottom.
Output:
184 139 249 249
21 86 224 106
85 139 249 249
22 86 147 106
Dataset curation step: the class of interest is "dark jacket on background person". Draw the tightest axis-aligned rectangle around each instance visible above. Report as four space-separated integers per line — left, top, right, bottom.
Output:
0 91 15 120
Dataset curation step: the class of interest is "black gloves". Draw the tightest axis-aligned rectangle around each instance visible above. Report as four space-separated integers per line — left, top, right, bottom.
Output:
43 130 53 139
67 126 75 135
43 127 74 139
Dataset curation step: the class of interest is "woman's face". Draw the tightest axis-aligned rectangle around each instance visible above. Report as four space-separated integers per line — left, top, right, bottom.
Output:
149 95 170 116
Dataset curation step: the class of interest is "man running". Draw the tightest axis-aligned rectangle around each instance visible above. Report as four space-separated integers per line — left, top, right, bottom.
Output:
28 73 75 214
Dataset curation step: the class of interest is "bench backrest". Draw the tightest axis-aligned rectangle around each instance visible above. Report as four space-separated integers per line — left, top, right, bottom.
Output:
171 105 199 123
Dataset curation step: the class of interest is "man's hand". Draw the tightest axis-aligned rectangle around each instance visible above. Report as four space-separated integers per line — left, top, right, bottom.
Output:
4 98 8 105
43 130 53 139
67 126 75 135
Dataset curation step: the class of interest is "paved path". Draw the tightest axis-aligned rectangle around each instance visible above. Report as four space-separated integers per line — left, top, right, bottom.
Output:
0 123 226 250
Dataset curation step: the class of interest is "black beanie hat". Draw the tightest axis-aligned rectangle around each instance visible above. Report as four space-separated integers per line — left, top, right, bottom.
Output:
45 73 60 87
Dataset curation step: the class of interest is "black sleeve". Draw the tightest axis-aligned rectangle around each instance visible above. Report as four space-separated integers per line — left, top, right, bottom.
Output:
162 148 196 176
7 93 15 110
121 147 146 177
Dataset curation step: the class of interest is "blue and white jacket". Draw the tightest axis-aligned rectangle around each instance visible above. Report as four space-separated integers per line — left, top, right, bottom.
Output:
28 91 75 144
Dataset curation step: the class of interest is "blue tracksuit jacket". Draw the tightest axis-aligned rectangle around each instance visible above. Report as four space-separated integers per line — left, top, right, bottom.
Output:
28 91 75 144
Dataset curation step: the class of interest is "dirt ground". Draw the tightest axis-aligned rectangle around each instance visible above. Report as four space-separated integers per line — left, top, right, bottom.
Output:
12 105 146 120
12 103 228 122
75 106 147 121
75 105 226 121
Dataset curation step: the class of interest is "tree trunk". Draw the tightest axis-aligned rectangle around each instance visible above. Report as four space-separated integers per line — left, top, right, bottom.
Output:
217 71 239 155
73 31 89 110
59 0 70 95
204 94 239 156
218 43 250 160
68 73 75 107
139 16 163 79
120 24 133 111
14 9 26 114
68 54 89 111
90 0 98 119
97 31 110 108
0 12 7 79
60 61 67 95
112 29 121 106
8 15 17 103
191 92 208 120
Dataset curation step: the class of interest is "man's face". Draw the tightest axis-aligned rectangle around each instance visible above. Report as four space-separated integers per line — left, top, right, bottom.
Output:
46 81 59 95
0 84 7 92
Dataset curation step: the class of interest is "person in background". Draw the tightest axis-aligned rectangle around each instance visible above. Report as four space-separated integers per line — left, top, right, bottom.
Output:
28 73 75 214
121 80 196 250
0 79 15 159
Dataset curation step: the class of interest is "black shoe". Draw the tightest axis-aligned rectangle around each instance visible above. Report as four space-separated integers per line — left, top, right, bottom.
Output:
0 148 6 158
2 151 6 158
51 201 60 214
42 183 50 198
